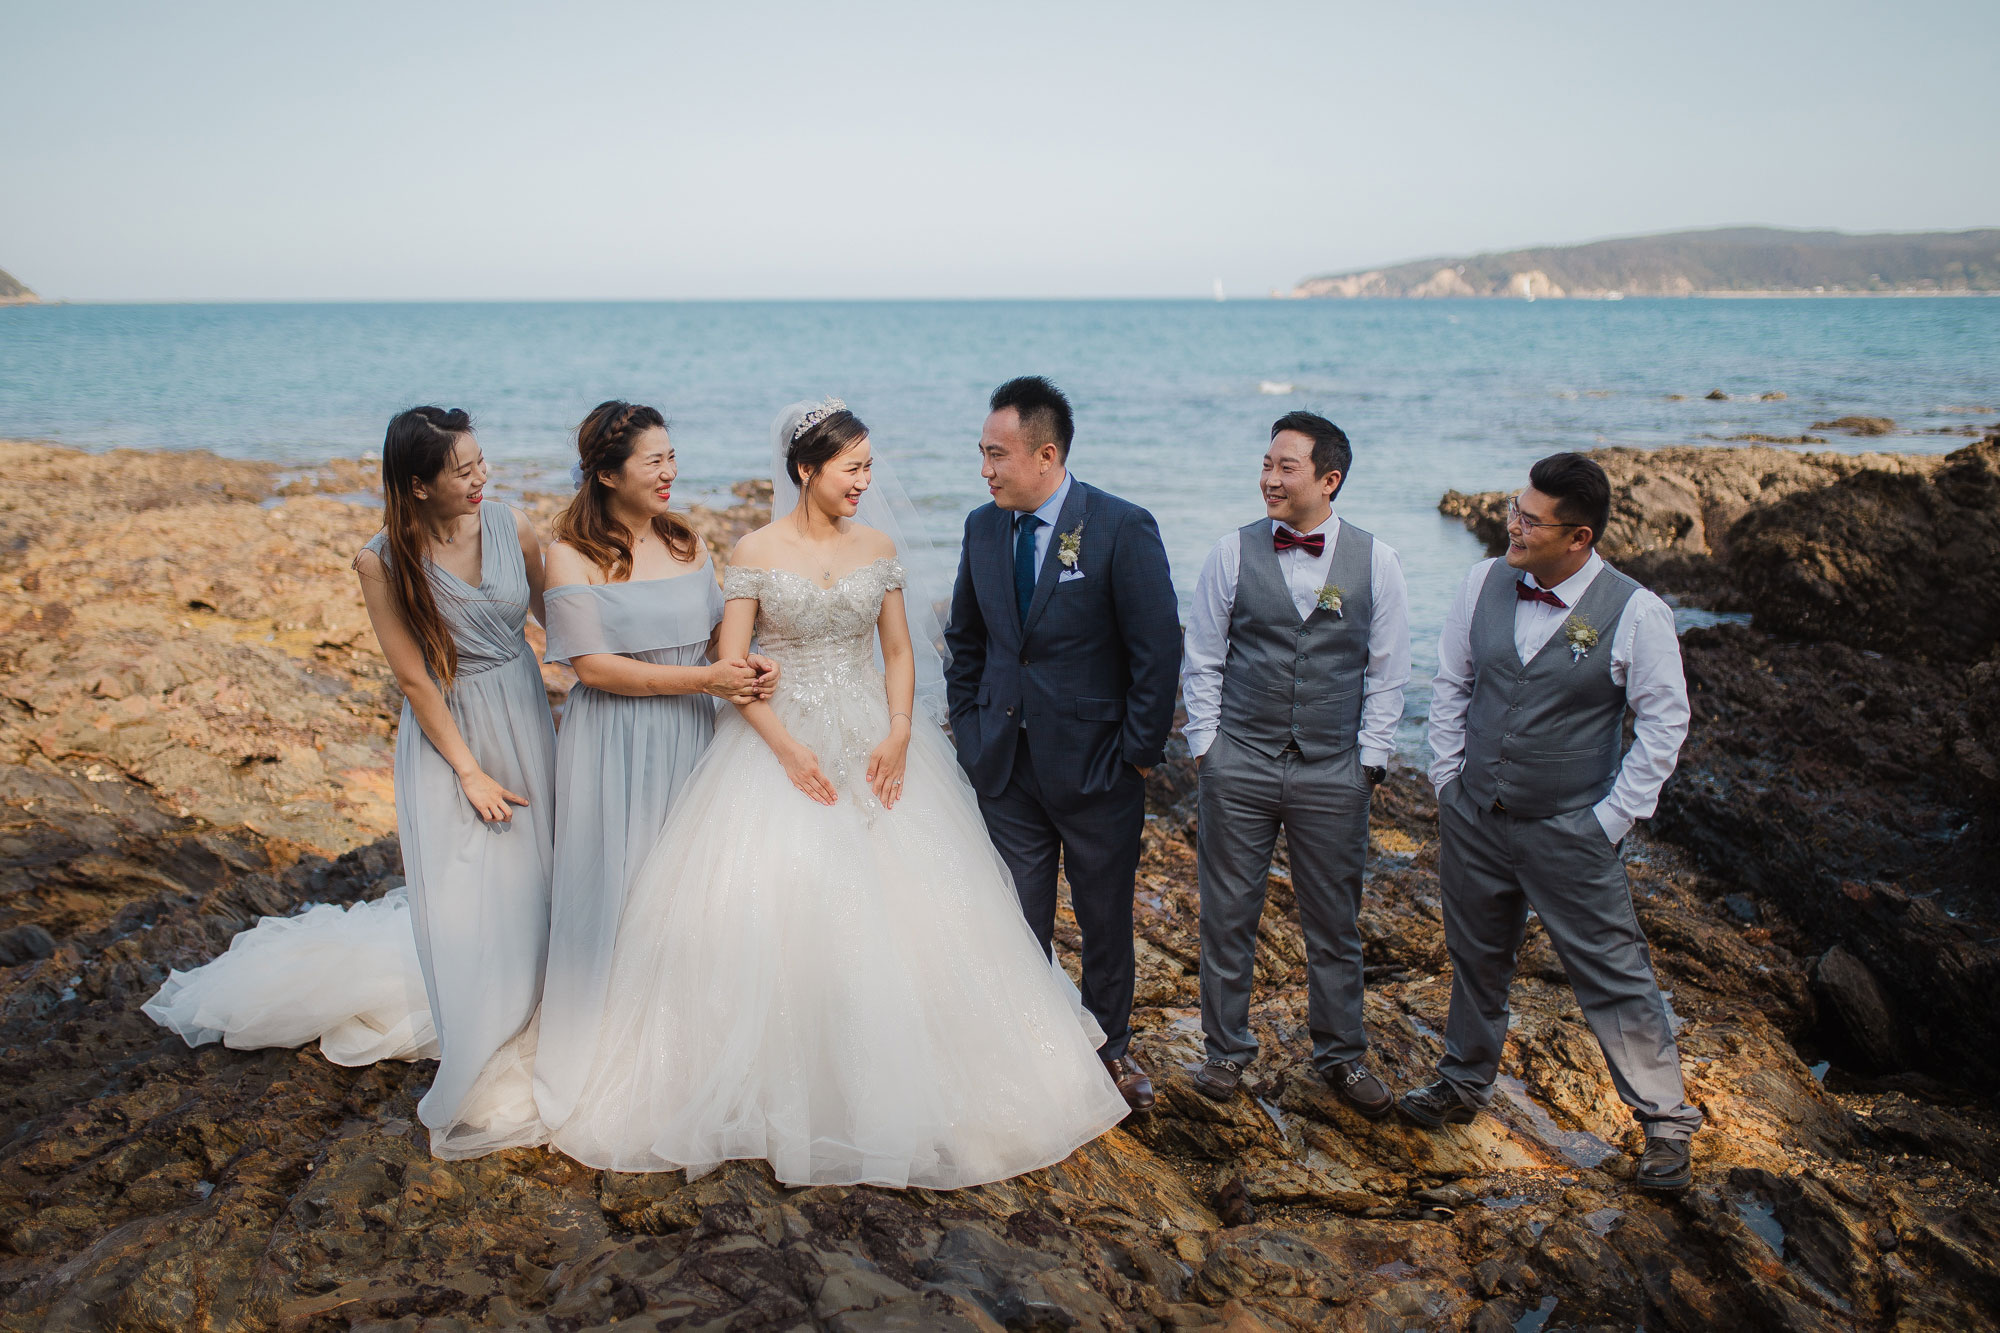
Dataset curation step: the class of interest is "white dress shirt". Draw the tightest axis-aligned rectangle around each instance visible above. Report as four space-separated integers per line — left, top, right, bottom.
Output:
1180 514 1412 767
1426 551 1690 843
1013 471 1074 581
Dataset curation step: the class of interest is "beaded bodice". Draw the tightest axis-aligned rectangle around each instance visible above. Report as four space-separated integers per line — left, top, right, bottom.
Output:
722 557 906 725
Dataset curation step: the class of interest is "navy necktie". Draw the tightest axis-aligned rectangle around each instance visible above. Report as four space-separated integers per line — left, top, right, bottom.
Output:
1014 513 1044 624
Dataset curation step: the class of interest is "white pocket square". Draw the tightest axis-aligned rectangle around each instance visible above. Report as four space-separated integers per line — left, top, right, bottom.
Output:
1058 569 1086 582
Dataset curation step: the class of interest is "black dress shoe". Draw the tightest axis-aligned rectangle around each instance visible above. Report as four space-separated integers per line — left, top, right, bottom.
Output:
1104 1054 1155 1112
1323 1061 1393 1119
1637 1135 1692 1192
1193 1058 1245 1101
1396 1078 1478 1127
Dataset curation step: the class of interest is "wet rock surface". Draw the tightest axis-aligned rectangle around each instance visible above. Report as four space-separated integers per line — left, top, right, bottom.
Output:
1 442 1996 1330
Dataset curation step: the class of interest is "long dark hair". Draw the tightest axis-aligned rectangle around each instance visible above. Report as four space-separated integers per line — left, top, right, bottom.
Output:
380 406 471 685
554 400 700 580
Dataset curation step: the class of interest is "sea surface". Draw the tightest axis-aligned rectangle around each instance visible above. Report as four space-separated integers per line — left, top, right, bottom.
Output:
5 298 1997 752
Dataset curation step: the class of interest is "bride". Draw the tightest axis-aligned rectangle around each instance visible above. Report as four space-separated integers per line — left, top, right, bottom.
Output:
548 400 1130 1188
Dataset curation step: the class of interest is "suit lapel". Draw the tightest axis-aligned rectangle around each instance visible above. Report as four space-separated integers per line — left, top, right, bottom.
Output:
1023 480 1088 637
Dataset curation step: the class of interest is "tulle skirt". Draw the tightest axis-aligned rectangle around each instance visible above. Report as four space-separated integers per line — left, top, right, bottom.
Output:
143 889 437 1064
547 697 1130 1189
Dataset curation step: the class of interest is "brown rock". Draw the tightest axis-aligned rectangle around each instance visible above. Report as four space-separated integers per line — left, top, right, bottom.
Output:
1812 415 1896 435
1814 944 1913 1073
8 442 2000 1331
1440 443 1944 599
1726 439 2000 663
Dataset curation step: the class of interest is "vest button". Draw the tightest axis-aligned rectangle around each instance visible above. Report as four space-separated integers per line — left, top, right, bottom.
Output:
1295 677 1305 685
1291 723 1302 732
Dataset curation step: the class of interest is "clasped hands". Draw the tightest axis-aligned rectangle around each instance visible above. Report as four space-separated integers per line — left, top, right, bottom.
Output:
704 653 781 704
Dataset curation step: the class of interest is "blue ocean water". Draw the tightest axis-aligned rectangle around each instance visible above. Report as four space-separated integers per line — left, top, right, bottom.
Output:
4 298 1996 749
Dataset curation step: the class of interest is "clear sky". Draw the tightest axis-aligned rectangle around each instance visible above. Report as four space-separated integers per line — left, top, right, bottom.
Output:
5 0 1995 301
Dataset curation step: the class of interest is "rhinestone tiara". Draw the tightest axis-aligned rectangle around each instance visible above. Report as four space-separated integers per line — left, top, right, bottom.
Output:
791 397 847 443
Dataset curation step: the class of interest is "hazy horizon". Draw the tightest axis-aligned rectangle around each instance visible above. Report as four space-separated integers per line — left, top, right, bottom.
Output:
7 1 1997 302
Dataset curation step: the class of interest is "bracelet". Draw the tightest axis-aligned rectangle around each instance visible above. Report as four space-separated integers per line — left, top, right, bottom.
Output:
890 711 911 724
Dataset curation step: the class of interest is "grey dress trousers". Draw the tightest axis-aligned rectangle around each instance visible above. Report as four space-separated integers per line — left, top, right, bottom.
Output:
1198 520 1378 1073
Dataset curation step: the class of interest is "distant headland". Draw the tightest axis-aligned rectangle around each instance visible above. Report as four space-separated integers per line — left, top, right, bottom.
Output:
0 267 38 305
1289 226 2000 299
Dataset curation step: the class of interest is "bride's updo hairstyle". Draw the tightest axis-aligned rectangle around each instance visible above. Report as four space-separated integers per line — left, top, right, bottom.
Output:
556 399 701 581
787 406 868 488
380 405 473 686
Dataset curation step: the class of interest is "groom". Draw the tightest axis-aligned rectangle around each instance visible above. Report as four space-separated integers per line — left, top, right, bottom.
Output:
946 376 1181 1112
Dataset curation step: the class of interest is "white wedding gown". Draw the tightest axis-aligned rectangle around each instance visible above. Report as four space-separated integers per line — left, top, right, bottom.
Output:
548 557 1131 1188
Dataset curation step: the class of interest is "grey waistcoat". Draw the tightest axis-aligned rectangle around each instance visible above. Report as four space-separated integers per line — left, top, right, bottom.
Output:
1460 559 1640 818
1217 519 1375 761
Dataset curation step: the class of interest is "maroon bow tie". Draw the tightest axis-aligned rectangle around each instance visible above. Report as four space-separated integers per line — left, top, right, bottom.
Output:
1273 527 1325 556
1515 580 1567 609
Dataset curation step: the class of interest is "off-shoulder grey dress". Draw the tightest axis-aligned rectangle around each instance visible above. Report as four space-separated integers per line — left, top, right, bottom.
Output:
534 555 725 1131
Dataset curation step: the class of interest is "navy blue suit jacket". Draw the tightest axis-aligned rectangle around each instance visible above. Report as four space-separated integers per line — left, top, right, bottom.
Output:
945 478 1181 801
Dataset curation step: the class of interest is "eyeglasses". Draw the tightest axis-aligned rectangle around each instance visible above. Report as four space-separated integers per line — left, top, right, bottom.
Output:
1506 496 1580 533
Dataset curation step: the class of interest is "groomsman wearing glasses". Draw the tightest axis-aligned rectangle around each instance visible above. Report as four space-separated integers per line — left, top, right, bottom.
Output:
1404 452 1701 1192
1180 412 1411 1115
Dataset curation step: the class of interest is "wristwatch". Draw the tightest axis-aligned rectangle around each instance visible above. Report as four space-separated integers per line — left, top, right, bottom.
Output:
1363 765 1387 788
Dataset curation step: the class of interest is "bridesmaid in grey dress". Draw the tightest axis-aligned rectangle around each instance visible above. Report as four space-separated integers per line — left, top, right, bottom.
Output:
354 406 557 1157
533 401 778 1133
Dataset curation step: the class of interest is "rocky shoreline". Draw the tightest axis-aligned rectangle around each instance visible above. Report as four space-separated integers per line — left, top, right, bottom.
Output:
3 437 1998 1331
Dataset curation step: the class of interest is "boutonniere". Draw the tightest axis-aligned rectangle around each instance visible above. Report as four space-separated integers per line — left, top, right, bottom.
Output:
1057 521 1085 570
1562 613 1599 662
1315 583 1345 618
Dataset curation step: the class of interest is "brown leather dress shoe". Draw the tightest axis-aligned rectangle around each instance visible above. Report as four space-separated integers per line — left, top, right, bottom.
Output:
1322 1060 1394 1119
1104 1054 1155 1112
1193 1058 1245 1101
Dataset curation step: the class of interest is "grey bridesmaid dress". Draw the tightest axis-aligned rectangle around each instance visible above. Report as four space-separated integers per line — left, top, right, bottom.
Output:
146 498 554 1160
534 553 724 1131
363 498 556 1156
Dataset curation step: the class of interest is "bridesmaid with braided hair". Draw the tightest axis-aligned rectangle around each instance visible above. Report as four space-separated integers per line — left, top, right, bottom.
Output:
146 406 556 1159
533 400 778 1133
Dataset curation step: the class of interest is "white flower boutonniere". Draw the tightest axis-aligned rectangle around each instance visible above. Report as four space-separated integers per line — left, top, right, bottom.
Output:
1057 522 1085 570
1562 613 1600 662
1316 584 1345 618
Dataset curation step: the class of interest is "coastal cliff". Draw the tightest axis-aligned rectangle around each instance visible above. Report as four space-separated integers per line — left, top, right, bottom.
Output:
2 441 1996 1331
1293 227 2000 299
0 269 36 305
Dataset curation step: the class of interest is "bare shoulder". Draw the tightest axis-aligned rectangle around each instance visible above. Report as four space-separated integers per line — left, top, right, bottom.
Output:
854 523 898 560
730 524 783 568
543 539 598 588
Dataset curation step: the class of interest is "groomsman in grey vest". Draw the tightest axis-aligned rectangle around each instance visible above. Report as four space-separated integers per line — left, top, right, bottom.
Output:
1403 452 1701 1192
1180 412 1410 1114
